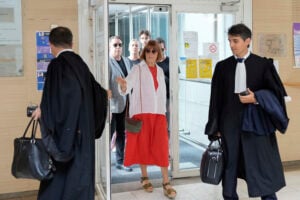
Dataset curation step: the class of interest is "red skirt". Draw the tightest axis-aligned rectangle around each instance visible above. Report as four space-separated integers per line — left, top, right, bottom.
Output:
124 113 169 167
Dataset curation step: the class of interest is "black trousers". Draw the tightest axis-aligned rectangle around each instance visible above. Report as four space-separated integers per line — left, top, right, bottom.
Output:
110 107 126 165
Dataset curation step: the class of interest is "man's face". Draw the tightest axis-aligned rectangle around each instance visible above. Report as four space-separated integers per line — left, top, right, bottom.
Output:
159 43 166 57
228 35 251 58
110 38 123 58
129 41 139 54
139 34 150 47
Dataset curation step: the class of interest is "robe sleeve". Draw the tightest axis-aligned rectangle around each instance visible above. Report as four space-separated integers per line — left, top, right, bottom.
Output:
205 63 223 138
263 58 289 117
91 74 108 139
124 65 139 94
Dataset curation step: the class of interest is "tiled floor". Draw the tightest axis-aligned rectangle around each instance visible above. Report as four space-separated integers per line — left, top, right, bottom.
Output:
2 167 299 200
111 167 300 200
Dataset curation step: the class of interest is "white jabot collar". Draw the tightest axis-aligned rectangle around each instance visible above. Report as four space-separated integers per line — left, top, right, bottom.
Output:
234 51 250 60
234 51 250 93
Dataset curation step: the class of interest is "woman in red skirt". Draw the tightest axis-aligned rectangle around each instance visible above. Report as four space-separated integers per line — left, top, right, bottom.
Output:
116 40 176 199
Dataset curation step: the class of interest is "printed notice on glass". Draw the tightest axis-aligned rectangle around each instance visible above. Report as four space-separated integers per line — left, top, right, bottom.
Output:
293 23 300 68
183 31 198 58
199 58 212 79
0 0 23 76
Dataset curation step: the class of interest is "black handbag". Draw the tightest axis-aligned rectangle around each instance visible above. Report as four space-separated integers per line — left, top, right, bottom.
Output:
200 139 224 185
11 118 55 180
125 65 142 134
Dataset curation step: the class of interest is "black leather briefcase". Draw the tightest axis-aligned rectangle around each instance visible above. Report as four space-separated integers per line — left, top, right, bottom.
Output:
200 139 224 185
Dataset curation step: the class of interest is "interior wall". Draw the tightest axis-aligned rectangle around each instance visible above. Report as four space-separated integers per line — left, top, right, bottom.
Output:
252 0 300 161
0 0 78 194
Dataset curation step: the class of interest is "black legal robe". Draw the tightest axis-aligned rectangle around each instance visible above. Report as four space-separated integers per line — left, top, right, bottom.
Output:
38 51 107 200
205 53 288 197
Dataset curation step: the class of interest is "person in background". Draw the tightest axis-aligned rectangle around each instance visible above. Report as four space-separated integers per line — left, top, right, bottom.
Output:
116 40 177 199
109 35 133 172
128 38 141 66
156 37 170 132
205 23 289 200
32 26 108 200
139 29 151 50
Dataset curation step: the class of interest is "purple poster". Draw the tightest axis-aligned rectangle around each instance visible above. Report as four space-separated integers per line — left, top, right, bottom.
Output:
293 23 300 67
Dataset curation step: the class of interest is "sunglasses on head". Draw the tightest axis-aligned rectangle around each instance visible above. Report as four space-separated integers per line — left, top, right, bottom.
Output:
145 49 157 54
113 43 122 47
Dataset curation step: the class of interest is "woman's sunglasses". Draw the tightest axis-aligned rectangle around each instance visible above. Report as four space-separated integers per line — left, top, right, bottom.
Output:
113 43 122 47
145 49 157 54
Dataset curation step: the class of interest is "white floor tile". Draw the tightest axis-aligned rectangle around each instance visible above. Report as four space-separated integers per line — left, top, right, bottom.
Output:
111 168 300 200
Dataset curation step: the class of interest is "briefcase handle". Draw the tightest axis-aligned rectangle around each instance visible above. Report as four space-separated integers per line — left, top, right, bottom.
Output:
208 138 222 150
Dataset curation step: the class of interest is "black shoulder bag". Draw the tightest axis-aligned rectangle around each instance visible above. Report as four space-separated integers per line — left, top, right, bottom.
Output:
11 118 55 180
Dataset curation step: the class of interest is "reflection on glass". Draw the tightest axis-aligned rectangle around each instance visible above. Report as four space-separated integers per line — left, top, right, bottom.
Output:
177 12 234 170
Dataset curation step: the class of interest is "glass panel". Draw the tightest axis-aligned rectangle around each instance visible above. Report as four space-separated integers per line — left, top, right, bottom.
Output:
109 5 170 56
177 12 234 170
132 11 147 39
118 15 130 56
0 0 23 76
150 8 169 55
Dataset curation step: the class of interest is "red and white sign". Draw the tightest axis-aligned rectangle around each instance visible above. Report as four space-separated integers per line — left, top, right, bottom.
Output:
209 43 217 54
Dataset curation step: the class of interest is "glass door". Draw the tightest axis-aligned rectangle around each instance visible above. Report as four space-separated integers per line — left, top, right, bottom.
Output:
169 3 245 178
108 4 172 188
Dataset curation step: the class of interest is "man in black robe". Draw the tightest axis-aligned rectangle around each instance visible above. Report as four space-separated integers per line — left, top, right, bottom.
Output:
32 26 107 200
205 23 289 200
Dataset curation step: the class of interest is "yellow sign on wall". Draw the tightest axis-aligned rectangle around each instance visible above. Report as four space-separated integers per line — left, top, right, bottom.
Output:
186 58 198 78
199 59 212 78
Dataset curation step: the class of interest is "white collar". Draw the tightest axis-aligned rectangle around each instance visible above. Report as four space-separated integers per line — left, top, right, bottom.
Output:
234 51 250 60
56 49 73 57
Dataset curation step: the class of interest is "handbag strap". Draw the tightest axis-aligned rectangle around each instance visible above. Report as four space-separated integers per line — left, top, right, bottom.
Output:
126 66 142 117
22 118 39 140
22 118 34 138
31 120 39 139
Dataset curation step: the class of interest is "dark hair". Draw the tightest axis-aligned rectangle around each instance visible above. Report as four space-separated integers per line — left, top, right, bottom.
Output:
49 26 73 48
156 37 165 45
228 23 252 41
140 40 163 62
139 30 151 37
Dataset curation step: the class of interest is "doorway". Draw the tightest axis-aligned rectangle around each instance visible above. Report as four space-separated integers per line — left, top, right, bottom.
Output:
88 1 251 199
108 4 173 186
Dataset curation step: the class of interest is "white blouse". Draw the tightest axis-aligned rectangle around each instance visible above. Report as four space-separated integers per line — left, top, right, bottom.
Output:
119 60 166 117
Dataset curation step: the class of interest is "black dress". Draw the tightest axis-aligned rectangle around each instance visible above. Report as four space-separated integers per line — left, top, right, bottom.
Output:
205 53 288 198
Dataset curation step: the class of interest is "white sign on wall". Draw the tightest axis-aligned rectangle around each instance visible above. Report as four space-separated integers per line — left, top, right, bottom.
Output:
0 0 23 76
